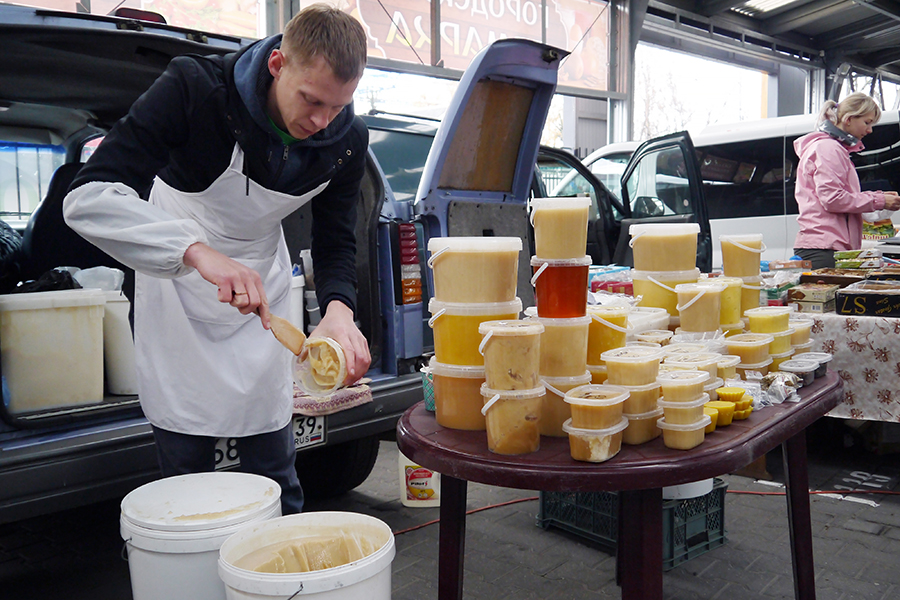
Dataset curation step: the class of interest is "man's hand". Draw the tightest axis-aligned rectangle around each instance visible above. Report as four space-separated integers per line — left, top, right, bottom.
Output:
304 300 371 386
183 242 271 327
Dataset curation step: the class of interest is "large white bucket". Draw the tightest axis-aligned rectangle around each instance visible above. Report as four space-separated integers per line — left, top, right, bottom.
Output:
121 473 282 600
218 511 396 600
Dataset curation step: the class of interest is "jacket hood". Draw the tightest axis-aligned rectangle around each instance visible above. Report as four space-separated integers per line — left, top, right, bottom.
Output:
232 34 356 148
794 130 865 158
818 119 862 148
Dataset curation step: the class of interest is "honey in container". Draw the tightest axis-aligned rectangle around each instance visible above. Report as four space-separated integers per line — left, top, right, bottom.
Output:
629 223 700 272
531 315 591 378
429 298 522 366
563 383 629 429
531 198 591 259
530 256 591 318
478 319 543 391
539 371 592 437
427 236 521 303
480 384 545 455
586 305 630 365
430 359 486 431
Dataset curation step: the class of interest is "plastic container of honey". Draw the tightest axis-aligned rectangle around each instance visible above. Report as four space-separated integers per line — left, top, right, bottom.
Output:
586 305 631 364
538 372 592 437
736 358 773 379
664 342 710 356
531 198 591 259
427 237 522 303
627 306 671 333
703 407 718 433
430 359 487 431
629 223 700 272
769 328 794 355
721 322 745 337
618 381 661 415
725 333 774 365
656 370 710 402
564 384 629 429
658 395 708 425
478 319 543 390
703 377 724 401
788 317 813 346
531 315 592 377
663 352 720 380
792 340 814 355
720 234 765 277
793 352 833 378
777 359 817 387
634 329 673 346
429 298 522 365
657 415 711 450
622 407 663 445
716 355 741 380
740 276 763 314
745 306 792 334
715 277 744 325
704 400 735 426
587 363 608 384
530 255 591 318
769 349 794 371
632 269 701 316
675 281 726 332
480 384 545 455
600 346 665 386
562 417 629 463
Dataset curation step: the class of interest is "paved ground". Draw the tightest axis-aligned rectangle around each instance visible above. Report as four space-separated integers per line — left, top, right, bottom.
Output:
2 418 899 600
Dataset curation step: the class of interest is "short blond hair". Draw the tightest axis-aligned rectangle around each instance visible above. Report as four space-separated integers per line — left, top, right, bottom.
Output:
818 92 881 127
282 4 367 82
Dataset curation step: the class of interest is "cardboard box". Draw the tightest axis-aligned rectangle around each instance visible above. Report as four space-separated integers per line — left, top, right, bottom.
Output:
799 269 868 288
834 258 884 269
787 283 840 303
790 299 835 314
833 248 882 260
766 259 812 271
835 280 900 317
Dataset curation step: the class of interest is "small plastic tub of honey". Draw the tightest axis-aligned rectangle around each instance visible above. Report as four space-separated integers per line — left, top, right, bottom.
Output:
778 358 818 387
769 349 794 371
562 417 629 463
430 359 486 431
744 306 792 334
705 400 735 426
788 316 813 346
656 370 710 402
430 298 522 365
532 197 591 259
725 333 774 365
539 371 592 438
600 346 666 386
632 268 701 317
634 329 673 346
794 352 832 378
480 384 545 455
564 384 629 429
792 340 814 355
428 236 522 303
663 352 720 380
736 358 773 379
716 386 747 404
619 381 661 415
703 407 718 433
587 363 608 384
658 395 708 425
622 407 663 445
531 255 591 318
716 355 741 380
769 328 794 355
716 276 745 325
657 414 711 450
478 319 543 390
740 276 763 314
704 377 724 401
531 315 592 378
586 305 631 365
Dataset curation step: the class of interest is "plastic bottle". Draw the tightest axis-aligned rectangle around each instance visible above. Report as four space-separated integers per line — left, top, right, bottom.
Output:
397 450 440 507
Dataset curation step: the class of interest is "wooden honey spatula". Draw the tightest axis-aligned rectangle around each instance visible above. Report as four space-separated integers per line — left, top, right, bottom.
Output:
263 312 307 356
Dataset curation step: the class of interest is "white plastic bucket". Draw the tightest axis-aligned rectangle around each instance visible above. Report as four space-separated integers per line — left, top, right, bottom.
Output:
121 473 282 600
218 512 396 600
103 290 138 395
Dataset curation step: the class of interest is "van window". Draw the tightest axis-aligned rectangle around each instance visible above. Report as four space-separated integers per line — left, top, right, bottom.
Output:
367 128 435 203
0 142 65 225
587 152 631 203
625 145 691 218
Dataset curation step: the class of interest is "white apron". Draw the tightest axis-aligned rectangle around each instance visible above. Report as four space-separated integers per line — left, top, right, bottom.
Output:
135 144 329 437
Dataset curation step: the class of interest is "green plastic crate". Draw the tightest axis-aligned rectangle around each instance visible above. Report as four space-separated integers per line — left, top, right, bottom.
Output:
537 478 727 571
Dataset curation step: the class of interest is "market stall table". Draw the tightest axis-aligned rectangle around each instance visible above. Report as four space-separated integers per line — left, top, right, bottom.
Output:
809 313 900 421
397 371 843 600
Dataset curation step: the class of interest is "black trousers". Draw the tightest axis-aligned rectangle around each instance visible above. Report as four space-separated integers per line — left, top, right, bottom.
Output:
793 248 835 270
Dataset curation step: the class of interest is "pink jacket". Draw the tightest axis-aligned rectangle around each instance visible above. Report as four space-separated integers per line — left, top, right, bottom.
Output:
793 131 885 251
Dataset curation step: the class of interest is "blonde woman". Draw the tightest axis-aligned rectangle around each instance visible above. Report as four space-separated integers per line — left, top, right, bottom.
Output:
793 92 900 269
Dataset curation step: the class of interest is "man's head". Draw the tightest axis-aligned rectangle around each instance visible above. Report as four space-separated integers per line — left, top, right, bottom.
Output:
267 4 367 139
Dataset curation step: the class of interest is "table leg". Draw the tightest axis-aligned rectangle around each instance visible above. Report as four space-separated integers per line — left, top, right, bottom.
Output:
617 488 663 600
438 475 467 600
782 432 816 600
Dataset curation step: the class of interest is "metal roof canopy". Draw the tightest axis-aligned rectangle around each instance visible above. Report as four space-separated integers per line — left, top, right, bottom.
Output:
637 0 900 99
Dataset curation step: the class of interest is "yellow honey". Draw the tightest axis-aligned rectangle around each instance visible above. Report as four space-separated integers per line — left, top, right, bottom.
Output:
601 346 665 386
658 396 708 425
533 315 591 378
481 384 545 455
478 319 543 390
430 299 522 365
630 223 700 272
657 415 711 450
564 384 629 429
716 277 744 325
586 306 630 365
622 408 663 445
428 237 522 303
632 269 700 316
789 318 813 346
740 276 762 314
725 333 774 365
656 370 710 402
563 417 628 462
431 361 486 431
532 198 590 259
587 364 608 384
635 329 673 346
720 234 764 277
539 372 592 437
675 282 726 332
745 306 792 334
716 355 741 380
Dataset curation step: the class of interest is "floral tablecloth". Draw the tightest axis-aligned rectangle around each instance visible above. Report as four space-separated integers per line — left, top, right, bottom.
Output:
811 313 900 422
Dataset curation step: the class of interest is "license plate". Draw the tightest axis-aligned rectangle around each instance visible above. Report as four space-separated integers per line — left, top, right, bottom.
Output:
214 415 326 470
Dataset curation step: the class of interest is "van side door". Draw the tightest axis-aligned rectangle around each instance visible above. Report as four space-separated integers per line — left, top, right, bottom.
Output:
618 132 712 272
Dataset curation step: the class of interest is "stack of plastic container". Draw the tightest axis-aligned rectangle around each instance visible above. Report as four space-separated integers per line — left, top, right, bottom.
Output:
788 313 814 355
744 306 795 370
600 345 665 445
719 234 765 320
426 237 523 433
629 223 701 326
656 370 712 450
674 280 727 333
528 198 593 440
724 332 775 379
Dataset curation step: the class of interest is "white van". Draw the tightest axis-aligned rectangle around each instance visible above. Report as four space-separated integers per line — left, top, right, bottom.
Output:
573 111 900 269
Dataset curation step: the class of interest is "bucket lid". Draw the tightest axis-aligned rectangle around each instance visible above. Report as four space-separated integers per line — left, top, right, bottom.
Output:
530 255 592 267
629 223 700 237
478 319 544 336
429 297 522 317
663 342 709 355
532 197 591 211
769 349 795 359
480 383 546 400
428 357 485 378
626 341 662 349
427 236 522 254
674 282 726 294
120 472 281 533
0 288 106 311
562 416 629 437
656 414 711 431
715 277 744 287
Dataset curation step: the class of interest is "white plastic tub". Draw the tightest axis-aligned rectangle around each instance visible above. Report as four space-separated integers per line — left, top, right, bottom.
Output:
103 290 138 395
219 512 395 600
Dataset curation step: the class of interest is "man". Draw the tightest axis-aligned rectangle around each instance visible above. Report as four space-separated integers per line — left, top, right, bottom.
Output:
63 4 371 514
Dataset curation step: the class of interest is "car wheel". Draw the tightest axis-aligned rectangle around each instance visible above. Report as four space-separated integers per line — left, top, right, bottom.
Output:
294 435 381 499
